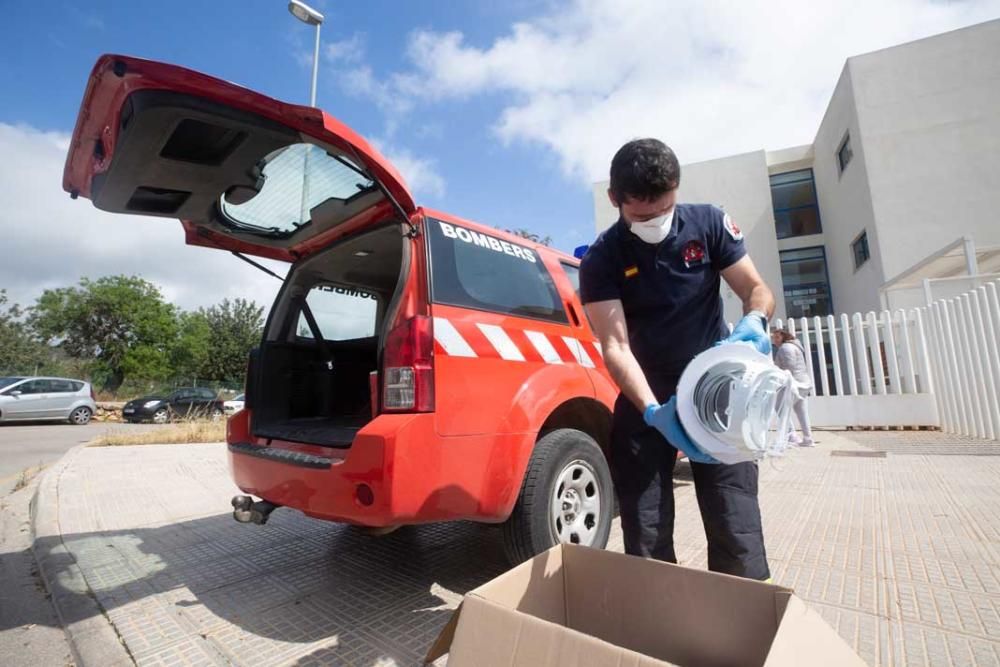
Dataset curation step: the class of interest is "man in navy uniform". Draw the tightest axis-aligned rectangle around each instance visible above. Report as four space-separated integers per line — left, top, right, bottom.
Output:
581 138 775 579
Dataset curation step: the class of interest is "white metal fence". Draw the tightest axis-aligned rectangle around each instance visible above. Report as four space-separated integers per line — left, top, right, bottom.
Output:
770 277 1000 437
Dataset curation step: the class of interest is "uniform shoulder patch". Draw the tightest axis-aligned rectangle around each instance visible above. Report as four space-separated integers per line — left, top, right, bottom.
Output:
723 213 744 241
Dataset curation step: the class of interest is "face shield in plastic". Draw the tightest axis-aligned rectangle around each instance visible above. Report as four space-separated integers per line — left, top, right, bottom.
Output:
676 344 799 464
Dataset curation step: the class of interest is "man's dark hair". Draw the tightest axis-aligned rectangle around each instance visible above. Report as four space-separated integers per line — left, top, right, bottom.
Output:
609 138 680 204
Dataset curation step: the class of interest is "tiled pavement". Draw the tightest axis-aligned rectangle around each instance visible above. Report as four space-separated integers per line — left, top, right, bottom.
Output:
29 431 1000 666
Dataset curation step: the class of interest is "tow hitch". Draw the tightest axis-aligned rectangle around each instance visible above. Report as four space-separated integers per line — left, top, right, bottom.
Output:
231 495 279 525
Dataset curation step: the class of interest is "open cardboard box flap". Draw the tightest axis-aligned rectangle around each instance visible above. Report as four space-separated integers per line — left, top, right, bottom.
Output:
425 544 867 667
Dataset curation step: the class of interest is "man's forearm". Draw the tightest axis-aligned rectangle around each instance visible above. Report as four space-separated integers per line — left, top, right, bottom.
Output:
605 344 659 413
743 283 775 318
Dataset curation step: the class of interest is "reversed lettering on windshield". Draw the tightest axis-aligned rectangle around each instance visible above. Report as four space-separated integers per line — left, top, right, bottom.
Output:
437 221 537 263
316 284 377 300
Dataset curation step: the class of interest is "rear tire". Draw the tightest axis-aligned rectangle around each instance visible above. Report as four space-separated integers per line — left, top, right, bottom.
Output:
501 428 613 565
69 407 92 426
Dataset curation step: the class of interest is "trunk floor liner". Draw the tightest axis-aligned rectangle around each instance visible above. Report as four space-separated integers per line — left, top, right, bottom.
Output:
255 418 364 447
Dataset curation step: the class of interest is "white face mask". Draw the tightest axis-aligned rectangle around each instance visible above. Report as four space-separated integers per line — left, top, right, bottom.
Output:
628 209 674 244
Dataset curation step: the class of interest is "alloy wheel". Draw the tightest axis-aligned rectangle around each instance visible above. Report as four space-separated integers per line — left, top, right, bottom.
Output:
550 459 602 546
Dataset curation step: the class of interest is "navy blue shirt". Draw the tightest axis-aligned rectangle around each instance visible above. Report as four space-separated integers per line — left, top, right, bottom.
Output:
580 203 746 377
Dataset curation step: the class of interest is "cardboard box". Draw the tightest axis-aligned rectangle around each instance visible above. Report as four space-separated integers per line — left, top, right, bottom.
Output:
426 544 867 666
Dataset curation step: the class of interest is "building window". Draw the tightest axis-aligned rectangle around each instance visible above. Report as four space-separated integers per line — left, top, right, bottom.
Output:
837 133 853 174
780 246 833 318
852 231 870 269
769 169 823 239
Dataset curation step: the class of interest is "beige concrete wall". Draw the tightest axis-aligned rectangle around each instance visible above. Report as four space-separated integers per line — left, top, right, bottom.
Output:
678 150 785 322
808 65 885 316
852 19 1000 283
591 149 786 323
591 184 618 233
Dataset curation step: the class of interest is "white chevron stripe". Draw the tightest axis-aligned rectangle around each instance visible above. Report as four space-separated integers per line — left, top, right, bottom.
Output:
477 323 525 361
433 317 476 357
525 330 563 364
562 336 596 368
592 341 603 358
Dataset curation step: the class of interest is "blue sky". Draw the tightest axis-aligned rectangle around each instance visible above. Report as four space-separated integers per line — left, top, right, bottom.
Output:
0 1 591 248
2 0 997 310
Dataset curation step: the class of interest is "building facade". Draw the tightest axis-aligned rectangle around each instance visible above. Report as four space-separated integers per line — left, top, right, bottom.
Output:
592 20 1000 323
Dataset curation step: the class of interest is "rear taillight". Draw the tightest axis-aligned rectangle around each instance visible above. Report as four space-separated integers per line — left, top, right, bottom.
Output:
382 315 434 412
89 385 95 400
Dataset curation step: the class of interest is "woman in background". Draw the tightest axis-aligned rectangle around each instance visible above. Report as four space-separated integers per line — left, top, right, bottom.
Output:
771 328 815 447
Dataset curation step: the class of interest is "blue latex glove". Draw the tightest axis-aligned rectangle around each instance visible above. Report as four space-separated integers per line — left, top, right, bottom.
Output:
718 312 771 355
644 397 720 464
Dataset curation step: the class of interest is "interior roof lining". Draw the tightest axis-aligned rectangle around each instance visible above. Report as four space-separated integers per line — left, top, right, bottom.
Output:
89 89 388 251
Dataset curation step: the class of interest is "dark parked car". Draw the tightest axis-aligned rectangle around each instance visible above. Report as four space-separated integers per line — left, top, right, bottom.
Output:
123 388 224 424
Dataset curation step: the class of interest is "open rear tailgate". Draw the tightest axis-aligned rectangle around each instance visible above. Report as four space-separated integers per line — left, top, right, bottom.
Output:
63 54 416 261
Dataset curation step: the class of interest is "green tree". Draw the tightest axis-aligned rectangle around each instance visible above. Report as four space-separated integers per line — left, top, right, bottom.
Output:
0 289 50 375
29 276 178 391
506 228 553 246
171 311 212 383
199 298 264 385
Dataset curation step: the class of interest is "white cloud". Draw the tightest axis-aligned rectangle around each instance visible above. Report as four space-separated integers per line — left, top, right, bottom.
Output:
392 0 1000 182
338 64 414 118
325 33 366 63
0 123 284 312
320 35 448 197
374 141 447 199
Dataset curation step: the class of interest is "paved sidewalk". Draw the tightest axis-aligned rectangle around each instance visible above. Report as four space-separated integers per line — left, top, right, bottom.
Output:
30 432 1000 666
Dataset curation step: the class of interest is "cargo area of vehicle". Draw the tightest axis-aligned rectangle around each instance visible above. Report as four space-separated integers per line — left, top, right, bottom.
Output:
249 224 406 447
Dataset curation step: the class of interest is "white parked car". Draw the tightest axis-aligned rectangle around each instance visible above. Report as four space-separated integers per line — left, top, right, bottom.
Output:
0 376 97 425
223 394 245 415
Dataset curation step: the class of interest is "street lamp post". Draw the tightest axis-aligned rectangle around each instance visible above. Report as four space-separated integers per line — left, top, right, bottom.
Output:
287 1 324 222
288 0 324 106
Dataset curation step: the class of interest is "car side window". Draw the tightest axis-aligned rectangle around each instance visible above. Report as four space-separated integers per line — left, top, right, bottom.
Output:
560 262 595 329
198 388 215 400
50 380 74 393
297 283 378 341
427 218 567 323
16 380 46 395
561 263 581 298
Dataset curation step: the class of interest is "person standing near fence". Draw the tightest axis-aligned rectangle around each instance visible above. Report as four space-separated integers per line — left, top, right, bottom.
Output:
771 328 815 447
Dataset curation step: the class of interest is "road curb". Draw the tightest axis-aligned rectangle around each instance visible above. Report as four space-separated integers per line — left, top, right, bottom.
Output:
29 443 135 667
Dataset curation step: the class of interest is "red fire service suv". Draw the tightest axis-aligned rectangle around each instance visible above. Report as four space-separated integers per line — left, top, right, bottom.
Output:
63 55 619 562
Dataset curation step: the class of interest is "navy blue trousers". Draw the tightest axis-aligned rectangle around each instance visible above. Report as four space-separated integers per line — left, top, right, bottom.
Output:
609 384 770 580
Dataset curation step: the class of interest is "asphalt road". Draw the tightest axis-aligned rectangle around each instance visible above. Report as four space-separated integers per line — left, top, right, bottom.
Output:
0 421 159 497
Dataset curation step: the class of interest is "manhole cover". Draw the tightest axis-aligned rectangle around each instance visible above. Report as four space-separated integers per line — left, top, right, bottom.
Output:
831 450 887 458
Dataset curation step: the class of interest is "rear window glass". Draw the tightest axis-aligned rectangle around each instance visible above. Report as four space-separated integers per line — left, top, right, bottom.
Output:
49 380 80 392
219 143 376 238
427 219 567 323
297 283 378 341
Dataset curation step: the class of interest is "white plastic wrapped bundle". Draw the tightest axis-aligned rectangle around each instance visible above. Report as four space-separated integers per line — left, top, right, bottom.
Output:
676 344 799 464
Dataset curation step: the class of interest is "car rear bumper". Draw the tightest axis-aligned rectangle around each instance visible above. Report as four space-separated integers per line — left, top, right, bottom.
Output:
226 410 530 526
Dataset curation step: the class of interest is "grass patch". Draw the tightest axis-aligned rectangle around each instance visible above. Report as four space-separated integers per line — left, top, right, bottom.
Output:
12 465 43 492
90 420 226 446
